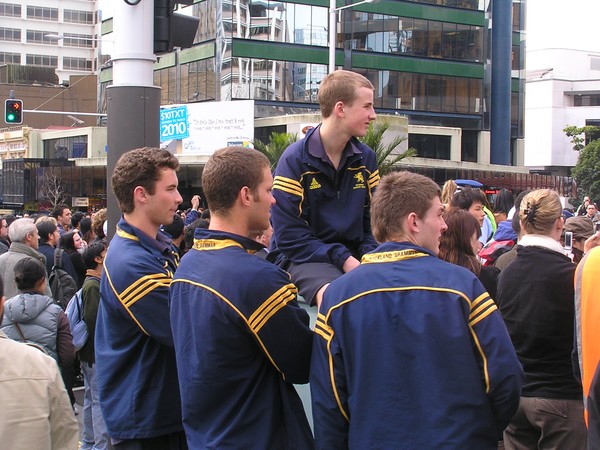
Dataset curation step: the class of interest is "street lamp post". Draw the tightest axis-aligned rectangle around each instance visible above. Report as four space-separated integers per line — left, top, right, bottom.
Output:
328 0 373 74
44 34 106 46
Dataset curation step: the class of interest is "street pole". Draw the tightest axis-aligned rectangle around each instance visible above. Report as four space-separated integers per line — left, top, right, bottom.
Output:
328 0 373 74
328 0 337 74
106 0 160 240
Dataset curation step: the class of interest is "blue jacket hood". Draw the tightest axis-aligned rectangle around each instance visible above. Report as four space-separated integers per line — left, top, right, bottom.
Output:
494 220 517 241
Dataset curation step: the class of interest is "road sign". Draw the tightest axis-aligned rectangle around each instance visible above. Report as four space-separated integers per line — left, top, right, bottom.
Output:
160 106 189 141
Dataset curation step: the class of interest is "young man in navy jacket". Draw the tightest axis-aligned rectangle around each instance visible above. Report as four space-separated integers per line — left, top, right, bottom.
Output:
95 147 186 449
270 69 380 307
311 171 523 449
170 147 313 449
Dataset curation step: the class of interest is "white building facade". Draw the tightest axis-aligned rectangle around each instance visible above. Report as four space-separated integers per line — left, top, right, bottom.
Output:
0 0 99 83
525 0 600 176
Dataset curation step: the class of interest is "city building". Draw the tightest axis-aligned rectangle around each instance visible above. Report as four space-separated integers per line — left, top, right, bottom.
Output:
0 0 100 83
0 1 573 213
523 0 600 178
525 49 600 177
121 0 526 167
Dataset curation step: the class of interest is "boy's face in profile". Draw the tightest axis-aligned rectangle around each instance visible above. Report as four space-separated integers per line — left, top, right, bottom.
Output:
341 87 376 138
468 201 485 226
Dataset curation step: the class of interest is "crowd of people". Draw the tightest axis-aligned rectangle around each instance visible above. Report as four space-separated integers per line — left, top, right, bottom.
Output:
1 69 600 450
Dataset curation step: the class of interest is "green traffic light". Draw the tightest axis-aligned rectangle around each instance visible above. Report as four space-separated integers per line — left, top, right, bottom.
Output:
4 99 23 124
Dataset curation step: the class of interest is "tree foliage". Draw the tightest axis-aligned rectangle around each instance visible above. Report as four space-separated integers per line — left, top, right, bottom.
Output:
572 138 600 204
253 131 298 171
563 125 600 151
253 120 416 175
360 120 417 175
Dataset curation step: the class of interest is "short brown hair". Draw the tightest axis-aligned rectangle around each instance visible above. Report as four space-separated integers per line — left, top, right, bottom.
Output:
202 147 270 215
112 147 179 214
371 171 441 243
519 189 562 236
318 70 374 118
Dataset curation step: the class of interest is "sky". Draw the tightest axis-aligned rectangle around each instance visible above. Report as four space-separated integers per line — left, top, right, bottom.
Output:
526 0 600 53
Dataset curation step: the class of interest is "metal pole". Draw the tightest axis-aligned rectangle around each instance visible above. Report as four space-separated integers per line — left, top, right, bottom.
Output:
106 0 160 240
329 0 336 74
328 0 373 74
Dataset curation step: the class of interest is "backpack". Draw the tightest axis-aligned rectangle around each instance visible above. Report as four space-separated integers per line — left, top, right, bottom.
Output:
49 248 78 310
65 289 88 351
478 239 516 266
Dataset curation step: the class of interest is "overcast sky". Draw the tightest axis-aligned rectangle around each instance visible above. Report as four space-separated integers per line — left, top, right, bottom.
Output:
526 0 600 53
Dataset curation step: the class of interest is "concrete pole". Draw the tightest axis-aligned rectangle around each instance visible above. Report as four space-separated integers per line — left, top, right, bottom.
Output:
106 0 161 240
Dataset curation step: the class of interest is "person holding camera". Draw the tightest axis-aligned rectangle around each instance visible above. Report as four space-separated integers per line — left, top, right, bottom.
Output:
496 189 587 449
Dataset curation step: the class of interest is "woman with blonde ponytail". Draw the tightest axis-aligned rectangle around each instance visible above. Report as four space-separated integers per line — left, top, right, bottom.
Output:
496 189 586 449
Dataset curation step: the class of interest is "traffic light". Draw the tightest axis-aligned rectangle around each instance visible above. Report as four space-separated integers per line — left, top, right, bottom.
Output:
154 0 200 55
5 99 23 124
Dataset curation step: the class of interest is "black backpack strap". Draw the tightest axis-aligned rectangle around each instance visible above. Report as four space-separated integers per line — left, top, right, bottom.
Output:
53 248 63 269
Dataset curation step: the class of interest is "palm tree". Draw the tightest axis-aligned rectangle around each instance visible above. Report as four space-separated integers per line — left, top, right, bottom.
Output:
360 121 417 175
253 132 298 171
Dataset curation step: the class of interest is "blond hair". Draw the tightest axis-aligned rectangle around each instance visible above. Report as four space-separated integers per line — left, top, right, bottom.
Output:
441 179 457 206
519 189 562 235
318 70 374 118
35 215 58 226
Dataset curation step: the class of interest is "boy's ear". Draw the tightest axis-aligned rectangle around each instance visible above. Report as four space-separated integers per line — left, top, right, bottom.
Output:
406 212 419 234
333 101 345 117
239 186 252 206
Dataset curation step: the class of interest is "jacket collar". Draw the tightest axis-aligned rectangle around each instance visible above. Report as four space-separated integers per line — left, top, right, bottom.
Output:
519 234 564 254
193 228 264 254
9 242 45 261
361 241 438 263
115 217 174 259
302 125 364 173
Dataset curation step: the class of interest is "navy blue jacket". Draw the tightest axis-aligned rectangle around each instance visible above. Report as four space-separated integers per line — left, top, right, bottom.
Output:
270 126 379 270
170 229 314 449
38 242 77 282
311 242 523 449
96 218 183 439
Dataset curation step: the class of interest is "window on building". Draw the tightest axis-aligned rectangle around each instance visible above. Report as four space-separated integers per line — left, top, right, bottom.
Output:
26 54 58 67
44 137 88 159
0 2 20 17
26 29 58 45
512 1 523 31
63 57 92 71
63 33 94 48
409 134 451 160
0 51 20 63
64 9 94 24
0 27 20 41
575 94 600 107
26 5 58 21
402 0 481 10
461 130 478 162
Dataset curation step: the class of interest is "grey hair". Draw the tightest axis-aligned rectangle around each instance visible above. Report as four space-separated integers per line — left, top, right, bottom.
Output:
8 218 36 243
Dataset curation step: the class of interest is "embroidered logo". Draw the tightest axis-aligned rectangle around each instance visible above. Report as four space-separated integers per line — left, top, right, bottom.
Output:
353 172 366 190
309 177 322 190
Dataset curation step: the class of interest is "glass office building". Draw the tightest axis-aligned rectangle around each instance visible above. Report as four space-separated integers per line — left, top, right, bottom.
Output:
102 0 525 166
